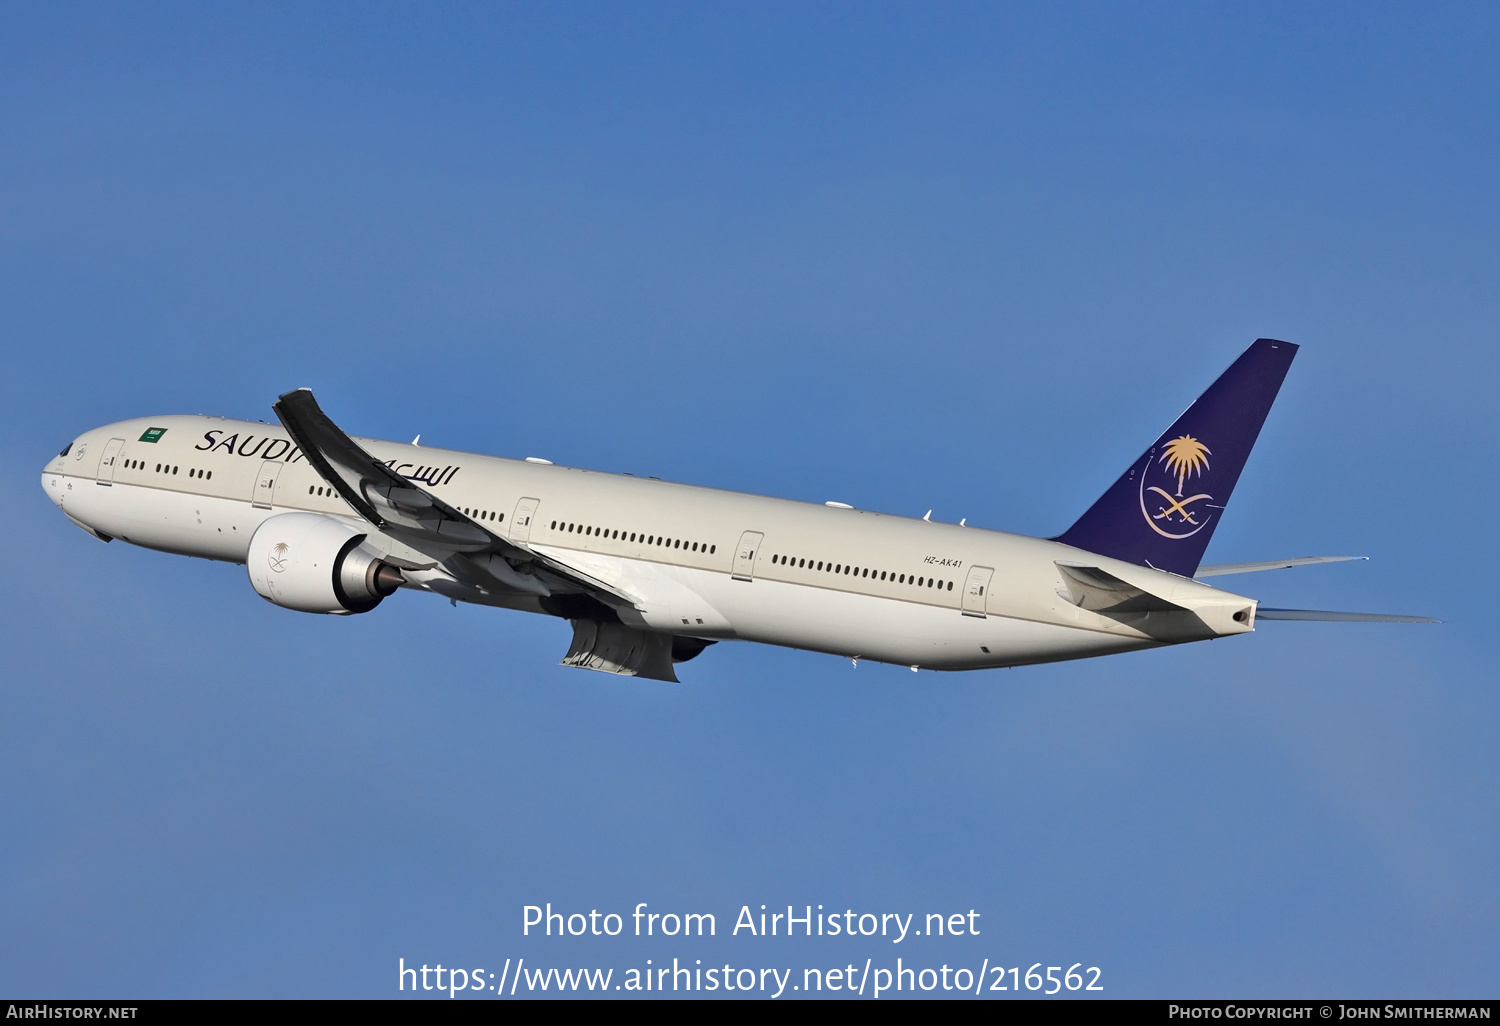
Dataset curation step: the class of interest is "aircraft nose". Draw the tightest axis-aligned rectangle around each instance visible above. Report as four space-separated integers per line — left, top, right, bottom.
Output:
41 471 65 508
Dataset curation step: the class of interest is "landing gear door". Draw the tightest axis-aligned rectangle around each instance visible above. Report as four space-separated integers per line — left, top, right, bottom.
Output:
252 460 283 509
510 497 540 545
95 438 126 485
731 531 764 581
962 565 994 618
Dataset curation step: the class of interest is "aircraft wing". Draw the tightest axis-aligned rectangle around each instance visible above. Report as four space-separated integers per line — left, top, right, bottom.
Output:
1195 556 1366 578
272 388 632 607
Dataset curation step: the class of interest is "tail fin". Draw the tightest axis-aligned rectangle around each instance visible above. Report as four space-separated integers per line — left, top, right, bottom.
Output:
1055 338 1298 577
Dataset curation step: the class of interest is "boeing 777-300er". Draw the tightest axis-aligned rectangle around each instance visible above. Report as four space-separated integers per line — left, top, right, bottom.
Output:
42 339 1434 681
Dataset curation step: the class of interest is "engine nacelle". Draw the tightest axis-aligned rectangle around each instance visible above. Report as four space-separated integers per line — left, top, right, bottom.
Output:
247 512 404 614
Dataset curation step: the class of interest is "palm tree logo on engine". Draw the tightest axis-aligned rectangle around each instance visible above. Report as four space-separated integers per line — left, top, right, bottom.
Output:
268 542 289 573
1138 435 1214 539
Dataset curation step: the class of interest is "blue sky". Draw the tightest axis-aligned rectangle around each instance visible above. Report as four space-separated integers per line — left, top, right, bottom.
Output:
2 2 1495 998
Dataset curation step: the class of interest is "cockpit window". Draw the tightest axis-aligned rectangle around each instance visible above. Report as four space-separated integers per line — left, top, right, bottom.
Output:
58 442 72 457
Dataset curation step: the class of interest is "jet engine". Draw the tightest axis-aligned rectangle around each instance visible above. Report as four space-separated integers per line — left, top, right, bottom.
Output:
246 512 404 614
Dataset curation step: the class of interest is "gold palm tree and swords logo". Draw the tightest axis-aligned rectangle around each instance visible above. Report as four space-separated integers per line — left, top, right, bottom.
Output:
1138 435 1214 539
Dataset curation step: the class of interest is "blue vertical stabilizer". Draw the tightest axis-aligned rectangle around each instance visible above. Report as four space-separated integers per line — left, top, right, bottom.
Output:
1055 338 1298 577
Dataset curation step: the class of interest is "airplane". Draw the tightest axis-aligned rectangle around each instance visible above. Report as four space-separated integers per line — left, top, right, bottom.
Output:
40 338 1434 681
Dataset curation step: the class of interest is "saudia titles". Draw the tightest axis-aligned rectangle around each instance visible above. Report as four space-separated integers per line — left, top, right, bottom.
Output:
193 429 459 487
1138 434 1214 540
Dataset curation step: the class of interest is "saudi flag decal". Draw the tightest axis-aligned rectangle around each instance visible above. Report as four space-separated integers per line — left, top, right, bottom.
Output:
139 427 167 443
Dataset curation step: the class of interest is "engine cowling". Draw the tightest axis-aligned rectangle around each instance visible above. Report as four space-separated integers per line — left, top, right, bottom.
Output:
247 512 404 614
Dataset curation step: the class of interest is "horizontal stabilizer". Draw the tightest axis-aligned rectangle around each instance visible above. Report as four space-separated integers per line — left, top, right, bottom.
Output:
1256 607 1439 623
1056 562 1187 614
1196 556 1366 578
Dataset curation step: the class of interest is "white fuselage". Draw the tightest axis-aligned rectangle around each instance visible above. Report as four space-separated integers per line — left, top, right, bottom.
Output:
42 415 1259 671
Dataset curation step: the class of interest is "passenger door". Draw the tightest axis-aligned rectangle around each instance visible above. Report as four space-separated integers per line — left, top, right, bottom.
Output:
731 531 764 581
510 497 540 544
251 460 283 509
95 438 126 485
962 565 994 618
